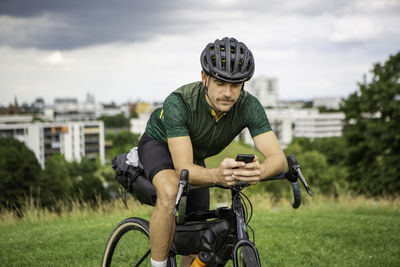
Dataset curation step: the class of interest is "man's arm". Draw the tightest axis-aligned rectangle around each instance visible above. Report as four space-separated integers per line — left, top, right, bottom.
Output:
228 131 286 184
167 136 246 186
253 131 286 179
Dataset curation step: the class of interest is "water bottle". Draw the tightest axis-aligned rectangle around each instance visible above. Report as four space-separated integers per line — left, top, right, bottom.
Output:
191 251 210 267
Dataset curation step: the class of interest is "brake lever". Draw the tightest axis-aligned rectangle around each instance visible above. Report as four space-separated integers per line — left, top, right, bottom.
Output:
295 167 313 197
173 169 189 216
287 154 313 197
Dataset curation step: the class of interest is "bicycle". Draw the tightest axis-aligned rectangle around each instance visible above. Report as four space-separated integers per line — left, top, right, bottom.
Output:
102 154 313 267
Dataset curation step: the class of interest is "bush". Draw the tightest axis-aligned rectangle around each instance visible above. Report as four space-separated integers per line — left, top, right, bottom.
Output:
284 137 349 196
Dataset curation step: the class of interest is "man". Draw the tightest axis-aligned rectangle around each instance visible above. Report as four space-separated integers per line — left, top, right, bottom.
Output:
138 37 286 267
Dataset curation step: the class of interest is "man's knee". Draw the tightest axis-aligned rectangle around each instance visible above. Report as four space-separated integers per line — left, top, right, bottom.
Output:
157 183 178 210
153 170 179 210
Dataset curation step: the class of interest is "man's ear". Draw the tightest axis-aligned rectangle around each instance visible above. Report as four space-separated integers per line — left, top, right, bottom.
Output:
201 70 207 86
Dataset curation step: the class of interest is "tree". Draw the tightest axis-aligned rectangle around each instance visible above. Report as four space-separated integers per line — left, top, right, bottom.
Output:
99 113 130 128
341 52 400 196
106 130 140 160
310 137 348 166
41 154 75 207
73 156 110 203
0 137 42 210
130 110 138 118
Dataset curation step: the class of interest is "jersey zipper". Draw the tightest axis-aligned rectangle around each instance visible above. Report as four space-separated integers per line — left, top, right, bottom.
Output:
204 120 218 158
204 111 226 158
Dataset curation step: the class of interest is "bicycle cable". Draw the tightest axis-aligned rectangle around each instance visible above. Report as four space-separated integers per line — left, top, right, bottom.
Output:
230 186 256 243
238 189 256 243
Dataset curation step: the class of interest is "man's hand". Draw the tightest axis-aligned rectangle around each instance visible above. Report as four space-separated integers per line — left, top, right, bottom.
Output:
232 155 261 185
216 156 261 186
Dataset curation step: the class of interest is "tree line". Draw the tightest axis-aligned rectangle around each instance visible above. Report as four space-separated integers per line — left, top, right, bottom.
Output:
0 130 140 214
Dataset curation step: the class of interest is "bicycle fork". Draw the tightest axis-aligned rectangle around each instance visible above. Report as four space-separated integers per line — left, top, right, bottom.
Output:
231 193 261 267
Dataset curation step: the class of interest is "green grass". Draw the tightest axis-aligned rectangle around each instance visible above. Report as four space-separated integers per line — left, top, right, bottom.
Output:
1 141 399 266
205 141 264 168
253 203 400 266
1 196 399 266
0 201 153 267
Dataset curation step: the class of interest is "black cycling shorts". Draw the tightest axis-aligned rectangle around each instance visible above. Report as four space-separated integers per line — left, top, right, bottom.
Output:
138 133 210 213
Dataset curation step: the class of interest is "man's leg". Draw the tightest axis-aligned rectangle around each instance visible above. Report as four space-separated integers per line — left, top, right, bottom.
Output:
150 169 179 262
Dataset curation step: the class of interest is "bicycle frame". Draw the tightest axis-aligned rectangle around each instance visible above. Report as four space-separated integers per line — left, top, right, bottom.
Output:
106 154 313 267
230 188 262 267
167 184 262 267
167 154 313 266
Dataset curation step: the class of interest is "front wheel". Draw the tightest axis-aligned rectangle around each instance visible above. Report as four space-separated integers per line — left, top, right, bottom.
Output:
102 217 151 267
238 246 260 267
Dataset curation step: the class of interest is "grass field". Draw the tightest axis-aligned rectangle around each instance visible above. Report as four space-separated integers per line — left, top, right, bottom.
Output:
1 142 399 266
1 195 399 266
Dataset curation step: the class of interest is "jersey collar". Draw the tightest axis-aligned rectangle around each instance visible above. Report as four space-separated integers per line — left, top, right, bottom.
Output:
201 84 228 123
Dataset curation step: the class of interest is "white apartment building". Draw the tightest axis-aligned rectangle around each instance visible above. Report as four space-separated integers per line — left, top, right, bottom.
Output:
240 108 345 148
293 110 344 139
0 121 105 168
313 97 343 110
246 76 279 108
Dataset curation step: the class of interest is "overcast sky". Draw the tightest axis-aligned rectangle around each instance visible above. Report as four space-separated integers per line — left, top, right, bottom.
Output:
0 0 399 106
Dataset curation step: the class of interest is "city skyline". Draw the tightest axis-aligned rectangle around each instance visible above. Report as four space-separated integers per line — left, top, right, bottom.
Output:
1 0 399 106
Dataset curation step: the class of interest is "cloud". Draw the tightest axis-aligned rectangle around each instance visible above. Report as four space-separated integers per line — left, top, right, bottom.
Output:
0 0 190 50
1 0 399 51
330 16 383 43
42 51 75 65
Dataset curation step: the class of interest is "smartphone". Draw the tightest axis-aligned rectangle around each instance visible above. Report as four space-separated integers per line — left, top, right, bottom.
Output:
235 154 255 164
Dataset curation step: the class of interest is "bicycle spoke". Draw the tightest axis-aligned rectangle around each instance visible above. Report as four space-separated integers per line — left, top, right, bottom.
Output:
134 249 151 267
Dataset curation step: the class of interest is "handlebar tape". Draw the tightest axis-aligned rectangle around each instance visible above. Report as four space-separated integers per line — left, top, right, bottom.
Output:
286 154 299 182
290 182 301 209
287 154 299 166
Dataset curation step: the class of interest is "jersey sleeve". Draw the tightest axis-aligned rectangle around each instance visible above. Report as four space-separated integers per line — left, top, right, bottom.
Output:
163 93 190 138
242 93 272 137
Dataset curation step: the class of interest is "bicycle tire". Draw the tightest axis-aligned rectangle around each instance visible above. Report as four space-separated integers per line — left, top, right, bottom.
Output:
239 246 260 267
102 217 151 267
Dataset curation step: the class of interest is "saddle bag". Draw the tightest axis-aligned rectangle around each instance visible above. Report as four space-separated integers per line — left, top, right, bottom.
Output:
111 153 157 206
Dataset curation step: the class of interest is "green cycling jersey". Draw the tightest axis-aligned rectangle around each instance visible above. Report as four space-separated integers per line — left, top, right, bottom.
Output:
145 81 272 162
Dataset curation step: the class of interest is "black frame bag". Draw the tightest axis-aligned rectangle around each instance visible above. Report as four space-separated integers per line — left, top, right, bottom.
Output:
171 218 233 256
111 153 157 206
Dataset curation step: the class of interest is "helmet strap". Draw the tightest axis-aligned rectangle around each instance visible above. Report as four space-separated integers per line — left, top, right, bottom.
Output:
204 77 220 114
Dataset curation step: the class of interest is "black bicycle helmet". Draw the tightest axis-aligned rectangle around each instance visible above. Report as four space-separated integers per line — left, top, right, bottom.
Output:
200 37 255 83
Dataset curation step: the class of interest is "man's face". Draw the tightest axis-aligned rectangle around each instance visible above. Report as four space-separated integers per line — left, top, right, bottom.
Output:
202 71 244 114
